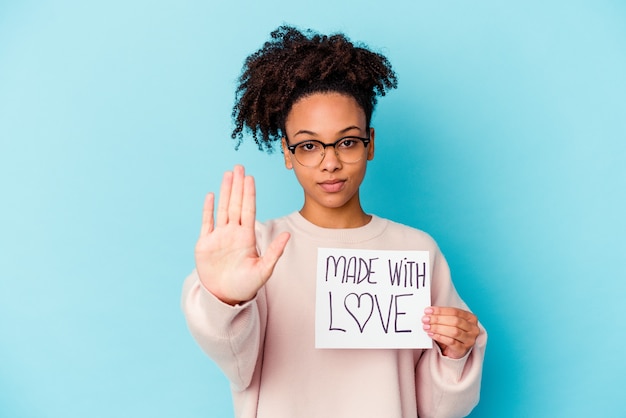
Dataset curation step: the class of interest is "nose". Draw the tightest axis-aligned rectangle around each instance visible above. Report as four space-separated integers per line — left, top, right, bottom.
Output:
320 144 342 171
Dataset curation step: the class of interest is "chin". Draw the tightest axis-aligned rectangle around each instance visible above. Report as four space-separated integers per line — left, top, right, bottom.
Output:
321 196 356 210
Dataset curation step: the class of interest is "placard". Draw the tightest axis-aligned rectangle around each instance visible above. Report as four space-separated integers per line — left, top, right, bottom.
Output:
315 248 432 349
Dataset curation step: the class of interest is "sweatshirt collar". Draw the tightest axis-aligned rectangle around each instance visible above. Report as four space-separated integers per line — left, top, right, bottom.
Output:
285 211 388 244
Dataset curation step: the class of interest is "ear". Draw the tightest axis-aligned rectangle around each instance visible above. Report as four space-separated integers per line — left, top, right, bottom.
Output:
281 138 294 170
367 128 375 161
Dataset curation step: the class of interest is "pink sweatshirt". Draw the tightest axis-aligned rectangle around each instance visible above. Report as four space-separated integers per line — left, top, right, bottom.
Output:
182 212 487 418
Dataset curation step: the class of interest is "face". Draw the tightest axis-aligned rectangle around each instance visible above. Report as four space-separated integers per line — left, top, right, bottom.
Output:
282 92 375 223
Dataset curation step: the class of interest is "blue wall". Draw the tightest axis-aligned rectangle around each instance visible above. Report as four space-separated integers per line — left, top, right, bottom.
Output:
1 1 625 417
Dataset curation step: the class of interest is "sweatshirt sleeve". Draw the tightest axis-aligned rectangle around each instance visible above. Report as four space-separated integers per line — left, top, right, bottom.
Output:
181 269 265 391
415 248 487 418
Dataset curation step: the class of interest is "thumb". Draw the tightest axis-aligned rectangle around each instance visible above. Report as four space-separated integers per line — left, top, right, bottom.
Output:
258 232 291 279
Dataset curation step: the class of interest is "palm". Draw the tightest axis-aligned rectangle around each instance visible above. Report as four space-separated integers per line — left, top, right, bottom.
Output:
194 166 290 305
195 220 261 303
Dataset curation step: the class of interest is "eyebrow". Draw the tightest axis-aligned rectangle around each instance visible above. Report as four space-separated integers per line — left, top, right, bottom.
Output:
293 125 363 138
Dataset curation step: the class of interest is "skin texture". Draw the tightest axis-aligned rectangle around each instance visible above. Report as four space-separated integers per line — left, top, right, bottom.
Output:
281 92 374 229
195 92 480 358
194 167 290 306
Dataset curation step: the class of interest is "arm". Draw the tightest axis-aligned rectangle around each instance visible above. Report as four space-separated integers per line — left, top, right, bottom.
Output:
181 165 290 390
415 250 487 418
181 270 265 390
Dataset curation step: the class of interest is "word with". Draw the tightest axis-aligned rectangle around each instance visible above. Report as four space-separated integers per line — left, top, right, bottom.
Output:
388 258 427 289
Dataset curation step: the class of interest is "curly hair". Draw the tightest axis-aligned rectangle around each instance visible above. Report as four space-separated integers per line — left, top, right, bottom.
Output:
231 25 398 152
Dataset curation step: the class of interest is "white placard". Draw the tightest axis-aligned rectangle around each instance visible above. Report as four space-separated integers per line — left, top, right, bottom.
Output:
315 248 432 349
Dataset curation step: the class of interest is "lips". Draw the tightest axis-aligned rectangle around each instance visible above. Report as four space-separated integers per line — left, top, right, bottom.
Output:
318 179 346 193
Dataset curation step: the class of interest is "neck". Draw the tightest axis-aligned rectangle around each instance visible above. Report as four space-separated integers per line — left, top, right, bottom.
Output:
299 199 371 229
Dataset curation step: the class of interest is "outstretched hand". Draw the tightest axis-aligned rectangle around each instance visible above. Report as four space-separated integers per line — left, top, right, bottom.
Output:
194 165 290 305
422 307 480 359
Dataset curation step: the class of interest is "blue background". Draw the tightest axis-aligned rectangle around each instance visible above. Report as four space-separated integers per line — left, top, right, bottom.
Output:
1 1 625 417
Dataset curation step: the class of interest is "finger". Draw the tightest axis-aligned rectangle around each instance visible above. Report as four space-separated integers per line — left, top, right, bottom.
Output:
425 307 478 332
425 323 468 344
429 332 472 359
258 232 291 280
426 306 477 322
423 312 476 333
216 170 234 226
423 317 480 350
228 165 245 225
430 331 462 348
199 193 215 237
241 175 256 227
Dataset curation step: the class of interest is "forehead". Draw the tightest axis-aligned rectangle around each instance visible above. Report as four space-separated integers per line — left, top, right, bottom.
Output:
285 92 366 135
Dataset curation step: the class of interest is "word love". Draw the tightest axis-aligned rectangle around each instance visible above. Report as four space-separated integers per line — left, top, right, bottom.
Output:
316 248 432 349
327 291 414 334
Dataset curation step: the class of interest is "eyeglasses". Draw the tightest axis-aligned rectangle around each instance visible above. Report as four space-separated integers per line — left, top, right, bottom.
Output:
285 135 371 167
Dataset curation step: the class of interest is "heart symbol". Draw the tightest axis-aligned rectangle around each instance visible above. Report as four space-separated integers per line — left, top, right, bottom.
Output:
344 293 374 333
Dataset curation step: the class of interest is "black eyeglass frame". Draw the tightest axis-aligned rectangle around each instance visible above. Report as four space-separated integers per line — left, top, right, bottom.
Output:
285 134 371 166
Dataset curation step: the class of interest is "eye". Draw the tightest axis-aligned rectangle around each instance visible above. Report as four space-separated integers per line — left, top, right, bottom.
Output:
338 138 358 149
297 141 321 152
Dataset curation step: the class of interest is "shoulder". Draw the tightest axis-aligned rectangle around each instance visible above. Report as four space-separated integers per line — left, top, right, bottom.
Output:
373 215 440 252
253 213 294 249
255 213 292 234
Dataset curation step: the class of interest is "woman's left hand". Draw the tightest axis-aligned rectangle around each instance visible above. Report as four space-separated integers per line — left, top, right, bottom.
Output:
422 307 480 359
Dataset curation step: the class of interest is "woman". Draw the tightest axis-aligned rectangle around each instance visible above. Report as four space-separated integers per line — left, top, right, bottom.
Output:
182 26 486 418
